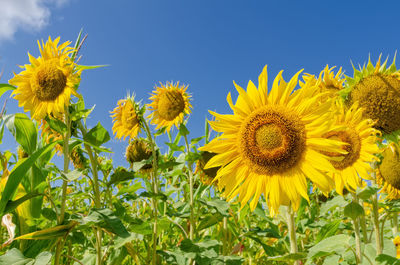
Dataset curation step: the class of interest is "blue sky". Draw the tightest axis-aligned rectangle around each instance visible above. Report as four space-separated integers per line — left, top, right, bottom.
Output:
1 0 400 167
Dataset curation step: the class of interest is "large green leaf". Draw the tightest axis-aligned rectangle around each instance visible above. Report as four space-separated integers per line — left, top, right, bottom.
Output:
4 113 37 155
0 248 51 265
81 208 130 237
0 84 16 100
0 141 59 216
307 234 351 260
83 122 110 147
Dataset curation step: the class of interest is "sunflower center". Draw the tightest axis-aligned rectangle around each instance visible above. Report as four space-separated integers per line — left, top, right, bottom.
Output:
33 59 67 101
380 148 400 190
121 103 139 130
351 74 400 134
157 91 185 121
126 139 153 170
239 106 306 175
322 130 361 170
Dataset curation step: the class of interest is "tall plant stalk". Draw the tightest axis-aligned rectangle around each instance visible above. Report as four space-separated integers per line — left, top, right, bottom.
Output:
54 108 71 265
183 134 195 240
143 120 158 265
352 194 362 263
286 205 299 265
371 167 383 255
78 121 103 265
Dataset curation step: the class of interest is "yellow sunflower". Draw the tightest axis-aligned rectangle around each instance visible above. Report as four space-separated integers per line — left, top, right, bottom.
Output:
200 66 345 215
377 143 400 200
111 95 142 140
148 82 192 132
301 65 345 100
322 101 380 195
125 138 154 172
10 36 81 120
194 151 220 186
393 236 400 258
344 55 400 135
39 119 63 155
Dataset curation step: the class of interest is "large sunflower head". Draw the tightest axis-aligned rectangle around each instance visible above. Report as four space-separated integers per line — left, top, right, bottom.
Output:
377 143 400 200
322 101 380 195
200 66 345 216
111 94 143 140
147 82 192 132
125 138 154 172
344 55 400 135
10 36 81 120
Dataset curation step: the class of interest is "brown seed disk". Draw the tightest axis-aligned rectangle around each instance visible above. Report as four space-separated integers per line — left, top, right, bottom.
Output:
239 106 306 175
157 90 185 121
33 59 67 101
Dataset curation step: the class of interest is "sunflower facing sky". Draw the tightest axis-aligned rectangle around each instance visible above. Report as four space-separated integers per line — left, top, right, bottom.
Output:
111 95 143 140
200 66 346 215
148 81 192 132
322 101 380 195
344 55 400 135
9 37 81 120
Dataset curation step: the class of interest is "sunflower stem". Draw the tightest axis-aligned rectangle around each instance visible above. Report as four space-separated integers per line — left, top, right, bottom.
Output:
360 213 369 244
392 212 399 236
183 134 195 240
371 169 383 255
78 121 103 265
142 119 159 265
54 108 71 265
352 193 363 263
286 205 299 265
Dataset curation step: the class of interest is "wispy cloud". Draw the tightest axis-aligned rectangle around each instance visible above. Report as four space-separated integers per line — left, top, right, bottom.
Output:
0 0 68 41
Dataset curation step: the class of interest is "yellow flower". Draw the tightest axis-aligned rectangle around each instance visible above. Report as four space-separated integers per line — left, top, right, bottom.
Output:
200 66 344 215
111 95 142 140
148 82 192 132
39 119 63 155
345 55 400 135
10 36 81 120
377 143 400 200
70 146 86 170
322 101 380 195
393 236 400 258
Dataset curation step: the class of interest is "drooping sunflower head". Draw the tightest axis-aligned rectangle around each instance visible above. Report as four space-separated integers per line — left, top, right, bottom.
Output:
344 55 400 135
70 146 87 170
125 138 154 172
377 143 400 200
200 66 345 215
111 94 144 140
322 101 380 195
10 36 81 120
194 151 220 186
148 82 192 132
39 119 63 155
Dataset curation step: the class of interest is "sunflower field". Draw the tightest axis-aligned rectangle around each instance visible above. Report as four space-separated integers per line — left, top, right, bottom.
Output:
1 31 400 265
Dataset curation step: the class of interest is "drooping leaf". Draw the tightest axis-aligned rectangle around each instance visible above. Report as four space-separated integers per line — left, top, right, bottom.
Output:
4 113 37 155
15 221 78 240
83 122 110 148
81 208 129 238
343 201 364 220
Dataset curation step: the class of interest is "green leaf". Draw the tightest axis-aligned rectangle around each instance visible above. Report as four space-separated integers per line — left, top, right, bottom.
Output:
315 220 341 243
0 248 33 264
357 186 379 201
75 65 108 71
179 123 189 136
61 169 82 181
3 192 42 215
0 141 59 216
197 213 223 231
28 251 52 265
375 254 400 265
139 191 167 201
82 208 130 238
4 113 37 155
108 167 135 185
0 84 16 99
343 201 364 220
44 117 67 134
83 122 110 147
307 234 351 260
320 196 347 215
198 198 230 217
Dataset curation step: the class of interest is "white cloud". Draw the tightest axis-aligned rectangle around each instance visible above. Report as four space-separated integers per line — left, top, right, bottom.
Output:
0 0 68 41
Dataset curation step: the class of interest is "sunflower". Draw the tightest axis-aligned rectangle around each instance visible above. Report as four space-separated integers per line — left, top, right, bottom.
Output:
70 146 87 170
126 138 154 172
377 143 400 200
393 236 400 258
322 101 380 195
148 82 192 132
194 151 220 186
9 37 81 120
111 95 143 140
301 65 345 101
200 66 345 215
344 55 400 135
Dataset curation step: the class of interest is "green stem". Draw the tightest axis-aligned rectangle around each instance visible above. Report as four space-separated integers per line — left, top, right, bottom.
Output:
286 205 299 265
392 212 399 236
142 120 158 265
371 169 383 255
360 202 369 243
352 194 363 263
54 109 71 265
183 134 195 240
222 217 228 255
78 121 103 265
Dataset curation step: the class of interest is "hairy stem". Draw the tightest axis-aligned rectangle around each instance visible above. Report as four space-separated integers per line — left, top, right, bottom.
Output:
286 205 299 265
352 194 363 263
